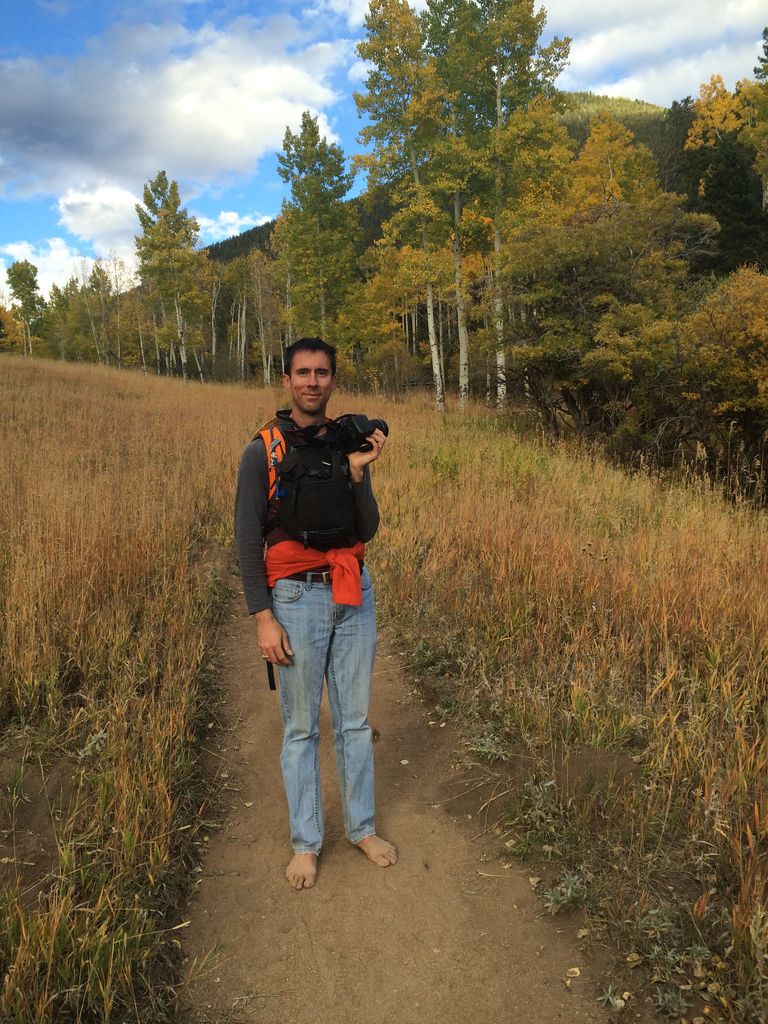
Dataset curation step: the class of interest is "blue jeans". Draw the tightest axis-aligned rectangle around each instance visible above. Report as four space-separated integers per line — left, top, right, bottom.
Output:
271 566 377 854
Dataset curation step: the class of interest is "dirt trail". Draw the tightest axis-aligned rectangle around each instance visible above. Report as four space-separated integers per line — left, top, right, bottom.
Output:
182 594 633 1024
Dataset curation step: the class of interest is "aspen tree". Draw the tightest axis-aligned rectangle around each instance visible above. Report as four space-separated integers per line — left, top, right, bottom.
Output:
427 0 568 404
0 301 25 354
737 80 768 210
225 257 250 382
247 250 281 385
422 0 477 402
686 74 768 211
270 209 295 354
355 0 446 408
685 75 744 150
6 260 45 358
135 170 204 379
106 252 130 367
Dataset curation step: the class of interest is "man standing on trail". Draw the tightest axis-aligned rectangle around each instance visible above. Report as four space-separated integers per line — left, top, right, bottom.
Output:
234 337 397 890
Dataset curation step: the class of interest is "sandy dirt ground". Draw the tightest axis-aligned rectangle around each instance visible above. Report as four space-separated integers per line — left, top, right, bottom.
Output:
182 593 648 1024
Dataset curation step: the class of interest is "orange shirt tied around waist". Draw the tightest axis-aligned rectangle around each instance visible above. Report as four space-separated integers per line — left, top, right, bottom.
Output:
266 540 366 606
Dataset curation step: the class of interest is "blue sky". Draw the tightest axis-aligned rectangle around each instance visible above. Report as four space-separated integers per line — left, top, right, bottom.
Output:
1 0 765 296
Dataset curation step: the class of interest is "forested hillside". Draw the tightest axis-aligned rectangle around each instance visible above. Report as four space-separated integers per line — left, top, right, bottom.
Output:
204 218 275 261
3 0 768 494
560 91 666 146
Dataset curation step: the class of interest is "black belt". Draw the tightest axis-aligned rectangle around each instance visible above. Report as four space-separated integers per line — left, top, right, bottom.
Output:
283 560 364 585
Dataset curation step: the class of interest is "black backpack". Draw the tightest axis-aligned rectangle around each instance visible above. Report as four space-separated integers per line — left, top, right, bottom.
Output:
274 441 357 549
257 416 359 549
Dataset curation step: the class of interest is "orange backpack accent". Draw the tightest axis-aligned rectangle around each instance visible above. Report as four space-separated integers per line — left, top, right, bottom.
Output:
258 423 287 501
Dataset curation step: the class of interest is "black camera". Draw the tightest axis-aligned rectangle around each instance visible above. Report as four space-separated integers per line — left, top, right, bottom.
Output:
331 414 389 454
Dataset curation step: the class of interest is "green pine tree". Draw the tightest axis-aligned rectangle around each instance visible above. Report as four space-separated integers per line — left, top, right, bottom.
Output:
276 111 358 339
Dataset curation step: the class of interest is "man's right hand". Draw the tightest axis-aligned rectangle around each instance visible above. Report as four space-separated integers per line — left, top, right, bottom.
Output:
254 609 294 665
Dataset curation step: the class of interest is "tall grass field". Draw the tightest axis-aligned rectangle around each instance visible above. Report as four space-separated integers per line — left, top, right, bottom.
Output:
1 356 767 1021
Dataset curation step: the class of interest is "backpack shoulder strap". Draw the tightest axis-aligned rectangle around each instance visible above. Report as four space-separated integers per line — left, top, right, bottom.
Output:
256 421 287 501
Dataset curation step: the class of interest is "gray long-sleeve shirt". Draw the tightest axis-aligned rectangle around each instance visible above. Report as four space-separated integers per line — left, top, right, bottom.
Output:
234 436 380 615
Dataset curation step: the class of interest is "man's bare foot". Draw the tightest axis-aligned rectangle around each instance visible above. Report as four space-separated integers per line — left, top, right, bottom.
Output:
354 834 398 866
285 852 318 890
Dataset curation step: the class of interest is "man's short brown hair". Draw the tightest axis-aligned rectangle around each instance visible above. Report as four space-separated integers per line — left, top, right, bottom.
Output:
283 337 337 375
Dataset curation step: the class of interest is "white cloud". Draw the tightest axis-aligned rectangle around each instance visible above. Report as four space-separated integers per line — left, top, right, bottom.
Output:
0 15 344 200
347 58 371 83
546 0 677 36
308 0 426 27
547 0 766 104
546 0 766 37
1 238 93 299
57 185 140 263
308 0 370 26
582 42 763 108
197 209 272 242
0 13 354 289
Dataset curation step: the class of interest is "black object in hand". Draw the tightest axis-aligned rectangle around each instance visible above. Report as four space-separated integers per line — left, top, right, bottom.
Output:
331 414 389 454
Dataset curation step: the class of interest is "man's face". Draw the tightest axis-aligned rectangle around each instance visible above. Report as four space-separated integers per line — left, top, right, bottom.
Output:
283 350 335 421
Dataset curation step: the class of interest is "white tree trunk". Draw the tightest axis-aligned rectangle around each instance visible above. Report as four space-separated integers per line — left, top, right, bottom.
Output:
493 224 506 405
250 264 270 385
174 295 188 381
153 317 161 375
425 280 444 409
211 277 221 369
239 296 248 381
81 272 102 363
453 191 470 403
193 347 205 383
138 322 147 374
408 139 444 409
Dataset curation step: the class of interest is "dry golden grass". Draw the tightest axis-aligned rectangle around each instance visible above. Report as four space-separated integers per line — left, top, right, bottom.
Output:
0 357 270 1022
2 356 767 1019
370 403 768 1020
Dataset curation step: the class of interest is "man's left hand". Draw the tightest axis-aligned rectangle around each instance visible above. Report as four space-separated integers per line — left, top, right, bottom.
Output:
348 428 387 484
